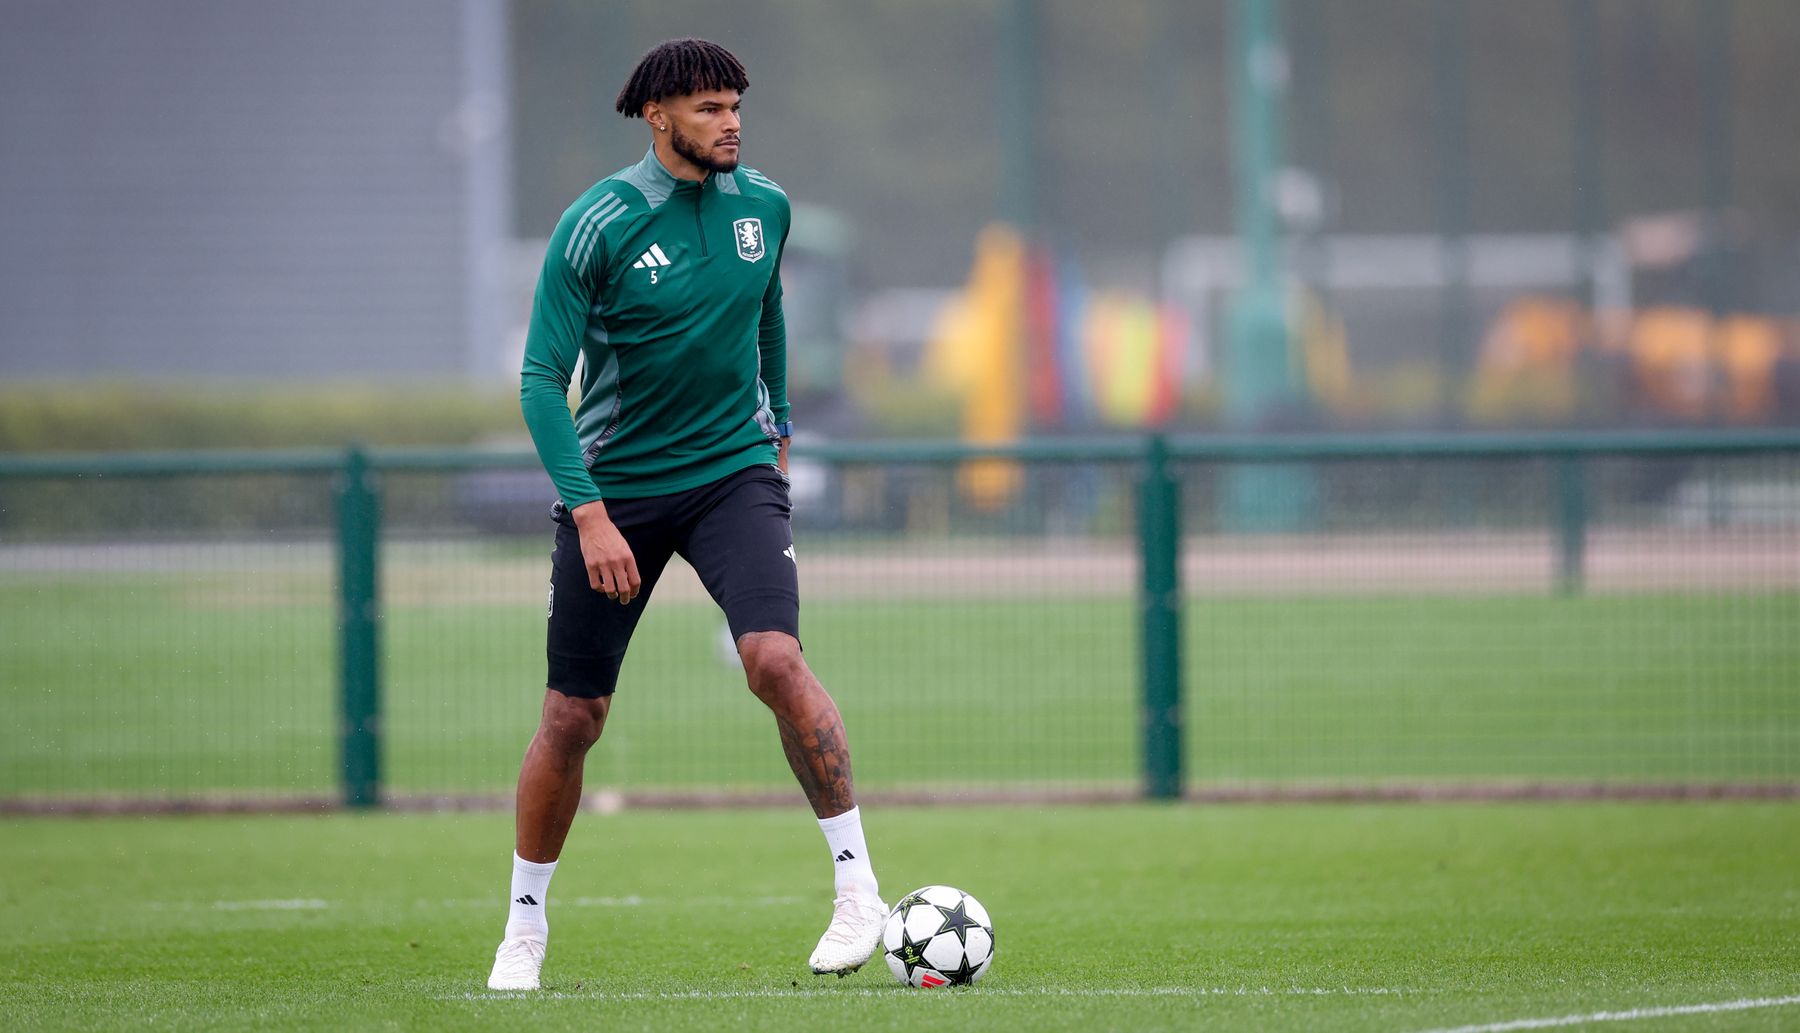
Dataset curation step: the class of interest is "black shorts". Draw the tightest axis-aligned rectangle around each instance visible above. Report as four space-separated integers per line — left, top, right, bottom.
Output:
545 464 799 698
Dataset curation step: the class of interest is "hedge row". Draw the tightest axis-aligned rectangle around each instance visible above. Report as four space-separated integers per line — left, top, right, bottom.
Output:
0 383 528 453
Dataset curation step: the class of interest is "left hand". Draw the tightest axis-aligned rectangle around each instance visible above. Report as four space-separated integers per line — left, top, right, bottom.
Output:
778 436 790 475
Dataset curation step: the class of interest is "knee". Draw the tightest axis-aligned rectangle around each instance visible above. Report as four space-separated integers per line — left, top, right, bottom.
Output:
538 692 609 754
738 632 807 700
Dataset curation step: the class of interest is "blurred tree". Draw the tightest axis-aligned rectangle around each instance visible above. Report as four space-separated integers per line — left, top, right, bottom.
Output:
510 0 1800 287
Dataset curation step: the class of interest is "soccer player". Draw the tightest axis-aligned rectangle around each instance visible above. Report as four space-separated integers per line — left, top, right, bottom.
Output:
486 38 886 991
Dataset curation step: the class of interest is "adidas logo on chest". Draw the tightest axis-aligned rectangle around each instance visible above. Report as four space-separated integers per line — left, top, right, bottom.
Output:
631 243 673 270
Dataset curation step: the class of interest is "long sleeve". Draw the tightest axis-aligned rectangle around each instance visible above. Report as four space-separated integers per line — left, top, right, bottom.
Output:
520 204 605 509
758 204 793 427
758 262 790 427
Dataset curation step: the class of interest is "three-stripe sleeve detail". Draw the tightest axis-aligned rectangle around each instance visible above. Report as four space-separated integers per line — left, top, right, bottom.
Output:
564 196 621 261
564 194 629 278
573 203 629 277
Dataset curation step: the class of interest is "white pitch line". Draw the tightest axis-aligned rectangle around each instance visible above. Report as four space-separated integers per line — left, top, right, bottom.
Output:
446 986 1408 1002
212 899 328 911
1408 994 1800 1033
146 898 330 911
560 895 805 908
148 894 807 913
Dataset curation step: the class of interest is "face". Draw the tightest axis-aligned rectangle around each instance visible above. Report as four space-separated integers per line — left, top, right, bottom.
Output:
653 89 742 174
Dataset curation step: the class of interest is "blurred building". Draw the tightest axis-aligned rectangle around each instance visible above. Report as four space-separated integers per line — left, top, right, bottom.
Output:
0 0 512 380
5 0 1800 430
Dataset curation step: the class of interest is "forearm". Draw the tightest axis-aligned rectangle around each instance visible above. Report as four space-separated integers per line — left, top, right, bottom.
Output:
758 331 790 426
758 269 790 424
520 372 602 509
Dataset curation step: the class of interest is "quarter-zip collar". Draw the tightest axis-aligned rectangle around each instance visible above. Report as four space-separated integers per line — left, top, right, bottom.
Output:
632 146 724 209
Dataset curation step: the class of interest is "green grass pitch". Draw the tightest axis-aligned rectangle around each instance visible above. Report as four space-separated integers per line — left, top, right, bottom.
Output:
4 803 1798 1031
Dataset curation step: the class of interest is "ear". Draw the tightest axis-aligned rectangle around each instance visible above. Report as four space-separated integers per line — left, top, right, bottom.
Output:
642 101 667 132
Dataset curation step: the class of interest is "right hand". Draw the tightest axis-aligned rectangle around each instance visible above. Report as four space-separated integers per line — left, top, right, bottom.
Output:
570 500 641 604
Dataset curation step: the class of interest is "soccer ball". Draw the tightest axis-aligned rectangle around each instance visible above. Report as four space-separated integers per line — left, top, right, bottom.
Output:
881 885 995 987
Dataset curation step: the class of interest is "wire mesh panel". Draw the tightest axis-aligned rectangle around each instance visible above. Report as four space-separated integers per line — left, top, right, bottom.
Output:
377 468 551 797
376 459 1142 801
3 441 1794 811
1181 451 1800 791
795 459 1140 799
0 471 338 805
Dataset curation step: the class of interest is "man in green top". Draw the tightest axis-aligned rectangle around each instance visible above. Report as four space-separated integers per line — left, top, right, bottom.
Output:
488 39 886 991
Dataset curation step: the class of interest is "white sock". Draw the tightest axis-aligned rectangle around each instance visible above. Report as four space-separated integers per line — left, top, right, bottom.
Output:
817 806 880 899
504 852 557 941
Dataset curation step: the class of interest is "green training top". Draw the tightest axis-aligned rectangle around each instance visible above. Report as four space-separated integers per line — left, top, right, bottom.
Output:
520 147 791 506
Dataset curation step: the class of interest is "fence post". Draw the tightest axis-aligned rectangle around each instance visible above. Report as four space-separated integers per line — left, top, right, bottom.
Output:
1553 454 1587 596
336 446 382 808
1140 435 1183 799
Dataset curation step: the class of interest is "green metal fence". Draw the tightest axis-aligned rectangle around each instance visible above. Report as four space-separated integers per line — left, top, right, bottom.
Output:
2 431 1797 811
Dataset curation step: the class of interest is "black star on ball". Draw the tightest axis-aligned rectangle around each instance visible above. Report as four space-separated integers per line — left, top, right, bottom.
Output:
932 898 982 946
892 929 932 981
945 952 982 986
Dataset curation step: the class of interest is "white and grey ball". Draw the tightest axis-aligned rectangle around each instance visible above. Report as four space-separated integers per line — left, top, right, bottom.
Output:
880 885 995 987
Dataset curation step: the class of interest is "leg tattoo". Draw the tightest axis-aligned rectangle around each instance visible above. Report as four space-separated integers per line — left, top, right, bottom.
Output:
776 710 855 816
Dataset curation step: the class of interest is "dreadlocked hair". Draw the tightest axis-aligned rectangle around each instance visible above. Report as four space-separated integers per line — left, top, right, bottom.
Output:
614 38 749 118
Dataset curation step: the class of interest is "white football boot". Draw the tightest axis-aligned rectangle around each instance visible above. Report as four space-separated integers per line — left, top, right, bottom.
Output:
487 936 547 990
808 891 888 976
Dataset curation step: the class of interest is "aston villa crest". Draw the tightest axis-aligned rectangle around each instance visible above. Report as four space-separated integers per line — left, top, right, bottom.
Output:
734 217 765 262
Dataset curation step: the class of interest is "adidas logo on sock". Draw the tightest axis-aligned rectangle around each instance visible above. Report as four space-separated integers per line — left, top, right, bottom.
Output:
631 243 673 269
834 849 856 862
514 894 539 906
